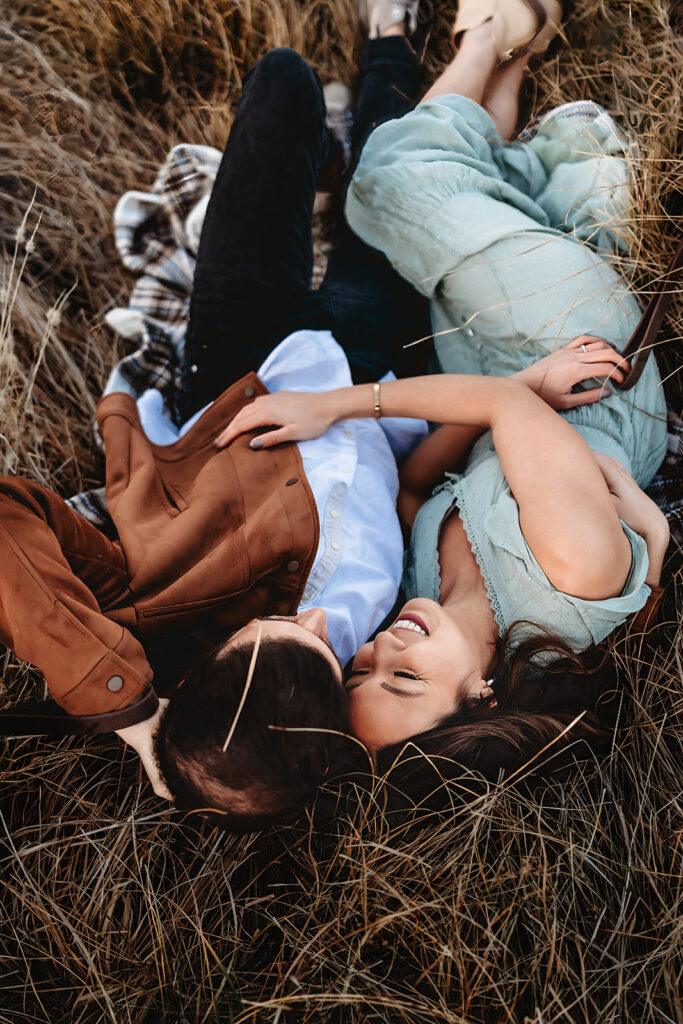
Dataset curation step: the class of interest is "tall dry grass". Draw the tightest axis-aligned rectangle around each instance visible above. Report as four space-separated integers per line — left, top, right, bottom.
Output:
0 1 682 1021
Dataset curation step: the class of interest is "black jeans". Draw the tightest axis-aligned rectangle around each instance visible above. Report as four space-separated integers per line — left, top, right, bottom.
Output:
177 41 430 420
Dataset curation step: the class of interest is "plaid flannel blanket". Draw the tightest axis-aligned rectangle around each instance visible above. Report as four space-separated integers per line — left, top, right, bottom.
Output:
67 142 682 550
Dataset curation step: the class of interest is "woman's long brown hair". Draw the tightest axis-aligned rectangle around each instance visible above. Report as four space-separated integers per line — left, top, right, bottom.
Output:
324 624 618 816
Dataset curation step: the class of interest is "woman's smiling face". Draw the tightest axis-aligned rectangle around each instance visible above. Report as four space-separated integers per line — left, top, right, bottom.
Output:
346 599 494 750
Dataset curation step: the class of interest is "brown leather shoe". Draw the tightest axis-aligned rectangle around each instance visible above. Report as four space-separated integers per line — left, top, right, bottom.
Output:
453 0 563 59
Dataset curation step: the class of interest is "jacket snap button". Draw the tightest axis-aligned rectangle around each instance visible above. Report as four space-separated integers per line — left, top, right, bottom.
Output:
286 478 298 486
287 560 300 572
244 386 255 398
107 675 124 692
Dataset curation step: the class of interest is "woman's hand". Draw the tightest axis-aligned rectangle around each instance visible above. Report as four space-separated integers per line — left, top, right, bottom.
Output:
514 335 630 410
215 390 336 450
592 452 670 586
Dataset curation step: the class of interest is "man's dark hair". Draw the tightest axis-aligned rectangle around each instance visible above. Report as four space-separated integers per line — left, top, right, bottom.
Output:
155 638 349 831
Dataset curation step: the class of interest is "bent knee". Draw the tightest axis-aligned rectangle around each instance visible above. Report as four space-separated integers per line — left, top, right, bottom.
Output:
250 48 317 93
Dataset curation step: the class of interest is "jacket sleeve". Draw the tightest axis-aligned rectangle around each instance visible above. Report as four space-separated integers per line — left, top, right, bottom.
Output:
0 477 155 719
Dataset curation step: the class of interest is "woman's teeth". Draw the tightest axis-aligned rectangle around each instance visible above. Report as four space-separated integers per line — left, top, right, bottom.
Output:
393 619 427 635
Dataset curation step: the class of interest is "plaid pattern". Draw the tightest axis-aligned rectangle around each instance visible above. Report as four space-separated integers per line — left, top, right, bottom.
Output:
646 410 683 547
102 142 222 403
67 143 221 530
67 135 682 546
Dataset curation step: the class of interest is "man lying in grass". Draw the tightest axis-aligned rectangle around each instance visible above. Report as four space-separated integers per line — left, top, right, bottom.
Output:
0 18 436 828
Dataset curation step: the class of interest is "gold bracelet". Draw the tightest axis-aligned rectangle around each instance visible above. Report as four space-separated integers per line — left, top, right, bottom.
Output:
373 382 381 419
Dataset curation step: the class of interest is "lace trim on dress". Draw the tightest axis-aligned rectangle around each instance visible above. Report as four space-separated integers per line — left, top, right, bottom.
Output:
437 477 508 636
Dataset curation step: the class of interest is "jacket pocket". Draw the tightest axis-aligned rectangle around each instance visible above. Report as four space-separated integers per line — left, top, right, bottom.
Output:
157 475 189 516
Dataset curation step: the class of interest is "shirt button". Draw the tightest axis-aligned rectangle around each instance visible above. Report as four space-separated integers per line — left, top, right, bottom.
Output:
107 675 124 692
287 560 300 572
331 542 340 551
303 591 311 601
344 430 352 438
244 386 255 398
329 509 339 518
190 364 198 374
342 463 351 473
286 478 298 486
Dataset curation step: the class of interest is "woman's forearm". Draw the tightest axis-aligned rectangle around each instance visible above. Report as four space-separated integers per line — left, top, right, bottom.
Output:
328 375 517 430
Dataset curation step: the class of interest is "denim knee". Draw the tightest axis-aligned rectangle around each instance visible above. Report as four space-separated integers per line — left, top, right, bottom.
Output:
246 48 321 103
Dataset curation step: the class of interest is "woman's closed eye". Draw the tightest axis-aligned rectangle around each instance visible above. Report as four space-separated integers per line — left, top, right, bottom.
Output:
345 668 426 696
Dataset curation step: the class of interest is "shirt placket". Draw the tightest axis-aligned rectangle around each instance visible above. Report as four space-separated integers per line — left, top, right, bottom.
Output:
300 425 357 606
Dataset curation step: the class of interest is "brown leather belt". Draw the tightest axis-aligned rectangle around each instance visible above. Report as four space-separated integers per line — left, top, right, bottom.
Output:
615 239 683 391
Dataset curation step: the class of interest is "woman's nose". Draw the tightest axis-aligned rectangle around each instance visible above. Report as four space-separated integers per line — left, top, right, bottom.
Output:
373 629 406 656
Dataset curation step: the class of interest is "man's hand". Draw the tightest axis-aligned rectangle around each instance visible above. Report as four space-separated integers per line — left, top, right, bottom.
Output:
592 451 670 587
514 335 630 409
115 698 173 801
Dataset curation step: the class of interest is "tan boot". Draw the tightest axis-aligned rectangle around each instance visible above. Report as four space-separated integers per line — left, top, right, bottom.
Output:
453 0 563 59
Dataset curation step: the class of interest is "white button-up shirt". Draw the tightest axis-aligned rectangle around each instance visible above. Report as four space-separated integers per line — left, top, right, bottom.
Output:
137 330 428 666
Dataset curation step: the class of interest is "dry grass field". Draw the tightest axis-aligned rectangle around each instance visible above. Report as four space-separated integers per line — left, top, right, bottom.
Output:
0 1 682 1021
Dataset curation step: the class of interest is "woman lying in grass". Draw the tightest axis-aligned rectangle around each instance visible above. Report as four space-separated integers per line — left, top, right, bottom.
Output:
218 2 670 784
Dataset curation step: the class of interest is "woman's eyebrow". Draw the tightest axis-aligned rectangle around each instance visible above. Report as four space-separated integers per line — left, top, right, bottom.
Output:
346 671 424 696
346 678 423 699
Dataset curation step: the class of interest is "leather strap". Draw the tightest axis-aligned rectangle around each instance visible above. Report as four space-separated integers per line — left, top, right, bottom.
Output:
615 239 683 391
524 0 548 34
0 686 159 737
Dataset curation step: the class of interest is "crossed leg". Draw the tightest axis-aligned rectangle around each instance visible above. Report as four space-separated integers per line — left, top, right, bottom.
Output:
422 20 528 140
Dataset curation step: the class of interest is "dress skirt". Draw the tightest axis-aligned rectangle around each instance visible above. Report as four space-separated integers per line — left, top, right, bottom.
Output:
346 95 668 487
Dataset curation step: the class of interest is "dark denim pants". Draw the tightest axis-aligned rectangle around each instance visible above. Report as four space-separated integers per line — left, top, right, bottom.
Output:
177 40 430 420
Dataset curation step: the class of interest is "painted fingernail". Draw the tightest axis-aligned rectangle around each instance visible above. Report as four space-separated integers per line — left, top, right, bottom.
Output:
250 438 263 449
602 389 612 397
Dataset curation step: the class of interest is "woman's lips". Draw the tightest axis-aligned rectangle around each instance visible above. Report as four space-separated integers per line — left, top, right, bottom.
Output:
391 612 430 636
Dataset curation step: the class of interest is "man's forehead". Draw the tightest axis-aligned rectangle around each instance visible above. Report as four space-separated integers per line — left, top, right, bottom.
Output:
216 618 344 678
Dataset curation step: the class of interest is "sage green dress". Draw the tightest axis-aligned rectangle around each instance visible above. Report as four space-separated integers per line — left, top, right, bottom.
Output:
347 98 668 650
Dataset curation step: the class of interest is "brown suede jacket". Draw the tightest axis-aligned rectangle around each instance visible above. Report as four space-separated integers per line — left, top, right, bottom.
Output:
0 373 318 726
